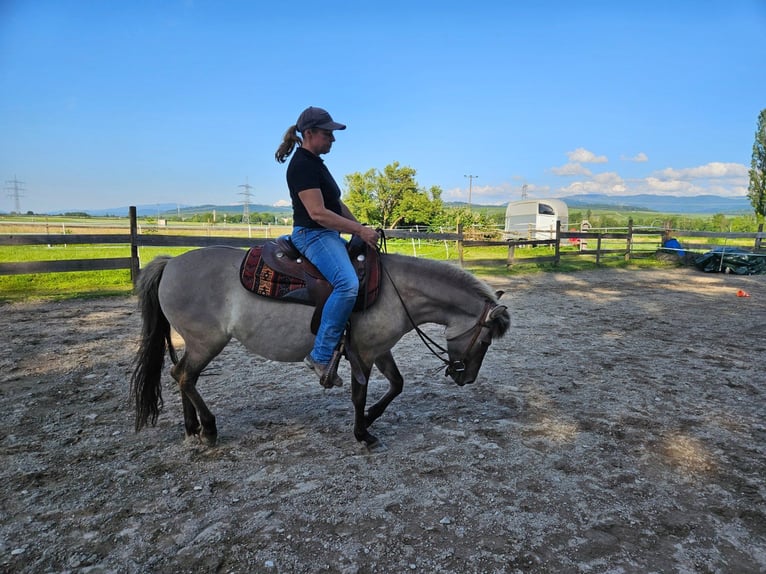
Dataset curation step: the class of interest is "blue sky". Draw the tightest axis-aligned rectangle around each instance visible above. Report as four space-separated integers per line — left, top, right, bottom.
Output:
1 0 764 214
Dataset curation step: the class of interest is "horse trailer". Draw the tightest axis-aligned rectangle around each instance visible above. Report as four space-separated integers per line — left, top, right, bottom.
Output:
504 198 568 240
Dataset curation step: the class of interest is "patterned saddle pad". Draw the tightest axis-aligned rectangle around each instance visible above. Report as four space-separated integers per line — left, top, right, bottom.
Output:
239 246 308 301
239 236 382 314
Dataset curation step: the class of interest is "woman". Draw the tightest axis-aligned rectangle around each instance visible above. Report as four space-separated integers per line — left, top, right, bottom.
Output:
275 106 379 387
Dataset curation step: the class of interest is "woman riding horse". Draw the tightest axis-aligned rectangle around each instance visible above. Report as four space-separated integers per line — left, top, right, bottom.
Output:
275 106 379 387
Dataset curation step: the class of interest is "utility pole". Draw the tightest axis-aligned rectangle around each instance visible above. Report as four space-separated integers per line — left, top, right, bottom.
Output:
5 176 25 214
464 174 478 211
521 183 528 200
239 178 253 224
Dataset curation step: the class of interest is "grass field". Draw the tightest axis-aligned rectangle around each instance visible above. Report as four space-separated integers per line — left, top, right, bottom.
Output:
2 214 760 302
0 237 682 303
0 245 195 301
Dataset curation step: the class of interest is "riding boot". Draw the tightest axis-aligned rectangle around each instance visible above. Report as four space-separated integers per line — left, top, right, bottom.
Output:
320 330 346 388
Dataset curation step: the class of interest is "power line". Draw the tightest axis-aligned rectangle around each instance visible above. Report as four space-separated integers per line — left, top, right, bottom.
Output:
238 178 253 223
464 174 478 211
5 176 25 214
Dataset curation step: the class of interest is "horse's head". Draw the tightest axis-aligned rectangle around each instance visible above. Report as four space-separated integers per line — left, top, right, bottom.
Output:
445 294 510 386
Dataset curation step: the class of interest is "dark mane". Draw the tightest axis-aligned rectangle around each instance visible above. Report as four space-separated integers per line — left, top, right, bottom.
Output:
383 253 496 300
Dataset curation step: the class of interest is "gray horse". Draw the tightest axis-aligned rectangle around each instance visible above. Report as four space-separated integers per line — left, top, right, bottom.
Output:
130 246 510 447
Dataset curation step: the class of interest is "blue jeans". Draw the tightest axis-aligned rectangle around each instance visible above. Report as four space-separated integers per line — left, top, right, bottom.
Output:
291 226 359 364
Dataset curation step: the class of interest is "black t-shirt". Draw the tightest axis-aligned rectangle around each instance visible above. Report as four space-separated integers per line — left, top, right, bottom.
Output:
287 147 343 228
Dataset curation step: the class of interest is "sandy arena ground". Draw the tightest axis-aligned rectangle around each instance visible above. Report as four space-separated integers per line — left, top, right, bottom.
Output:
1 266 765 573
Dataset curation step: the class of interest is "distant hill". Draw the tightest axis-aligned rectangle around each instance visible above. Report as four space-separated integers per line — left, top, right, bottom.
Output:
36 193 752 218
48 203 291 217
561 194 751 214
452 194 751 214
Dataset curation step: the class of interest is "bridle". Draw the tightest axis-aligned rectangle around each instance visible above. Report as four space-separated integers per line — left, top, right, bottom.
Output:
443 300 497 377
379 255 498 378
444 300 497 374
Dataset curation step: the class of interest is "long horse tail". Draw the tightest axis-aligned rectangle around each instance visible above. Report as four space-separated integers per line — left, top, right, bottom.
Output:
130 255 176 432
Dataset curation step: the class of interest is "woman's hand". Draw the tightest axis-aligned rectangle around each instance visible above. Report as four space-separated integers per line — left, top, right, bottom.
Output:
357 225 380 249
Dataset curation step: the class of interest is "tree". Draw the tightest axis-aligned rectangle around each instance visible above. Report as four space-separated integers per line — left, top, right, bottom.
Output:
344 162 443 228
435 206 496 230
396 185 444 227
748 108 766 220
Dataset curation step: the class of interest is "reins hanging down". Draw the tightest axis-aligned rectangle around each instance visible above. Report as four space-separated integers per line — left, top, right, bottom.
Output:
377 245 494 377
380 259 455 369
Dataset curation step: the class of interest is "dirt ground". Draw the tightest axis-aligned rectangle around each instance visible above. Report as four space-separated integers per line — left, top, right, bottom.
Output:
1 266 765 573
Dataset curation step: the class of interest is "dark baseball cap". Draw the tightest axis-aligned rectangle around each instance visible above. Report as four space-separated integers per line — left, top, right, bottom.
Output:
296 106 346 132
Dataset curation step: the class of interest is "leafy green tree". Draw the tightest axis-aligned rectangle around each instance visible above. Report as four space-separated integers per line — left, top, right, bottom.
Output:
189 212 215 223
396 185 444 227
710 213 729 232
434 206 498 232
748 108 766 219
344 162 443 228
730 213 759 232
343 169 380 223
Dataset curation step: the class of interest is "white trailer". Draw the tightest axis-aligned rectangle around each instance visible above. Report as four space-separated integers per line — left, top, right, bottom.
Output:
504 199 568 240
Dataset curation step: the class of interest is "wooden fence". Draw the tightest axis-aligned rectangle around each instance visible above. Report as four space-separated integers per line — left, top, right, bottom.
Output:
1 208 765 287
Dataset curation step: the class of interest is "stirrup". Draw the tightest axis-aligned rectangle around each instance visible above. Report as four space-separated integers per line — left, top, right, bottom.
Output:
304 355 342 388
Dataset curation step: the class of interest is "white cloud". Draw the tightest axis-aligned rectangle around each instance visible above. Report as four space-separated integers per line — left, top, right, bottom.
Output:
552 163 592 177
656 162 748 180
446 182 551 204
626 161 750 197
644 177 698 194
566 148 608 164
548 158 749 199
621 152 648 162
593 172 627 192
273 199 290 207
557 172 626 195
446 159 749 204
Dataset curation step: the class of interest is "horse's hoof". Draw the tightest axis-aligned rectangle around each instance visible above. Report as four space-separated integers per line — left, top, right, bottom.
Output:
201 433 217 447
184 433 200 445
359 433 385 452
184 432 217 447
365 439 386 452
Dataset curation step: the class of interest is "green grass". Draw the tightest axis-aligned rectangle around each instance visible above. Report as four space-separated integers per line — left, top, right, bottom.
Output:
0 245 197 302
0 238 699 303
0 270 135 301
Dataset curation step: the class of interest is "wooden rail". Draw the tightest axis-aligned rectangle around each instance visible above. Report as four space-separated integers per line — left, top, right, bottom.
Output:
2 209 765 287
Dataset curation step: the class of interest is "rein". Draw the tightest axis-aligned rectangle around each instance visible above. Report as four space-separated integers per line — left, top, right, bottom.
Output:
375 230 494 377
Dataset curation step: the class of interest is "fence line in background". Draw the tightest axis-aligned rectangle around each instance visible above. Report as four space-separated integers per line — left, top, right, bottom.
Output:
1 208 765 287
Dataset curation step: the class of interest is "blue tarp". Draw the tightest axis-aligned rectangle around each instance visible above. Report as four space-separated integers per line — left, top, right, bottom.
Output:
661 237 685 257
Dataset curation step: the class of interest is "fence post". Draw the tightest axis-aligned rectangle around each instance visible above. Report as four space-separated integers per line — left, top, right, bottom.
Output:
596 235 602 265
506 243 515 267
457 223 464 267
130 206 140 288
554 220 561 265
625 217 633 262
756 223 764 251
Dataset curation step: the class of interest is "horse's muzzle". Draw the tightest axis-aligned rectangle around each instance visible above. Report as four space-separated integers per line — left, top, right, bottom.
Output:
446 361 476 386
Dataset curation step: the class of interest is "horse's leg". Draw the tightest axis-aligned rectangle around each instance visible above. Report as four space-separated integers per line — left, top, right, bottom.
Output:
170 356 202 439
366 351 404 428
349 350 404 449
350 363 378 448
170 343 227 446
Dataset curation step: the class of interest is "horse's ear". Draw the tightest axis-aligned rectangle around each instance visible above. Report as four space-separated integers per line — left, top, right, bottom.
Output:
495 290 504 300
489 305 507 320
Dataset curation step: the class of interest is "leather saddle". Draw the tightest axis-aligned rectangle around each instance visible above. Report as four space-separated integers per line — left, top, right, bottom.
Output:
239 235 382 334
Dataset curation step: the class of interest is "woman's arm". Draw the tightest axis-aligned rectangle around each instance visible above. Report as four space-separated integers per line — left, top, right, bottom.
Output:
297 189 379 247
